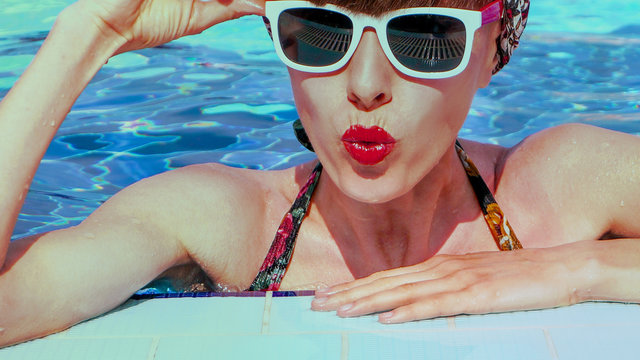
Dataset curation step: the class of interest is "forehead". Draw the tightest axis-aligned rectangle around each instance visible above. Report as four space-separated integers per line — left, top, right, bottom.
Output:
307 0 488 15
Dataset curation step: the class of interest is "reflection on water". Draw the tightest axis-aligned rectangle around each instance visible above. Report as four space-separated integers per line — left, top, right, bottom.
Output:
1 10 639 239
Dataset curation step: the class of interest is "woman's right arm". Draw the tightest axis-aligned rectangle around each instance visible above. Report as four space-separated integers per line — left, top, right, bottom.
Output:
0 0 265 346
0 0 265 267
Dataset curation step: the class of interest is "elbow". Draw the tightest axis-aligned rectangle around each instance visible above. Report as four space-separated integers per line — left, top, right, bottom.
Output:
0 283 21 348
0 277 48 348
0 289 53 348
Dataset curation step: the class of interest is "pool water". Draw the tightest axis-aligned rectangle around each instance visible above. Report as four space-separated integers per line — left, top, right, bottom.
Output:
1 0 639 239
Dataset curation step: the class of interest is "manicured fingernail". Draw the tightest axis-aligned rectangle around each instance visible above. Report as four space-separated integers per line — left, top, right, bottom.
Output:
378 311 394 324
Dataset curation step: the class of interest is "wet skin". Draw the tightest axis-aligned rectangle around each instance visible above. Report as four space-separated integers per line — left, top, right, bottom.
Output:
1 0 640 347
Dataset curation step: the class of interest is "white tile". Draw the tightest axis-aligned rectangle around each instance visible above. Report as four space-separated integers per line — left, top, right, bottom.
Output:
0 337 154 360
268 296 448 334
155 334 342 360
549 325 640 360
64 297 265 337
455 302 640 329
348 329 552 360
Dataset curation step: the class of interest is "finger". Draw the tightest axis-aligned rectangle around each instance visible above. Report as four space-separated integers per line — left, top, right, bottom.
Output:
190 0 265 32
377 291 473 324
311 261 436 312
316 257 452 298
377 269 560 324
312 253 507 313
334 274 471 318
312 271 430 311
314 253 475 303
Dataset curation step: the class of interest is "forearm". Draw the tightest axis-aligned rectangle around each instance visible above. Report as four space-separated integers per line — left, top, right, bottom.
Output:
0 3 125 264
577 238 640 303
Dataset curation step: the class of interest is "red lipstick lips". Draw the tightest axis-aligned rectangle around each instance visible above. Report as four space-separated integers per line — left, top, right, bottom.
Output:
341 125 396 165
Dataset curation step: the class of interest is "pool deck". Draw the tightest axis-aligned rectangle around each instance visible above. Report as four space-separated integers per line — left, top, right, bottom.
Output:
1 293 639 359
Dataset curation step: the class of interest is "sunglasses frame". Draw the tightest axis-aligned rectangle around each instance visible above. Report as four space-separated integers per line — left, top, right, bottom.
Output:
264 0 502 79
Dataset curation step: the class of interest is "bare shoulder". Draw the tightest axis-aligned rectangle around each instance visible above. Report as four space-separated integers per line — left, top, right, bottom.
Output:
96 161 317 287
0 162 315 345
502 123 640 186
497 123 640 241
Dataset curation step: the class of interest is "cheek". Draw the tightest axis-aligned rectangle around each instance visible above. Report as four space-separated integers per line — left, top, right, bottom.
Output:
288 70 345 162
399 79 474 139
288 70 341 121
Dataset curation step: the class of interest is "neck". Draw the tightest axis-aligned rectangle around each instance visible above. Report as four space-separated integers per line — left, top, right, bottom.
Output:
314 145 480 278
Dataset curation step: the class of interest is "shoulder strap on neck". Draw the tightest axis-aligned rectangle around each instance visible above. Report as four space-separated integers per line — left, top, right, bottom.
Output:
455 140 522 250
248 162 323 291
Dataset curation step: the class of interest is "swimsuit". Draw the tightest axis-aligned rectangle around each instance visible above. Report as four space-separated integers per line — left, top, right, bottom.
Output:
248 140 522 291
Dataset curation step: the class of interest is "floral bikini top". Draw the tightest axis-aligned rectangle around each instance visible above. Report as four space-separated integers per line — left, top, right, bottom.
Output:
248 133 522 291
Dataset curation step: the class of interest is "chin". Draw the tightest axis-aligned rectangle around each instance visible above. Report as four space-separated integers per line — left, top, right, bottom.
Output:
338 169 414 204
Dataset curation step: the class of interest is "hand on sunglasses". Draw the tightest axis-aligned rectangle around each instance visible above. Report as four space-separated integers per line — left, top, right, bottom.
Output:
73 0 267 54
311 242 596 323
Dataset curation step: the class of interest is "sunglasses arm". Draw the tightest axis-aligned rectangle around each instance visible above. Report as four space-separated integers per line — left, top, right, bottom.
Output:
262 16 274 39
481 0 503 26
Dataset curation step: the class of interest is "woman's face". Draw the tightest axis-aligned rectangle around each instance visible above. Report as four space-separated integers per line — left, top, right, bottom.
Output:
289 22 500 204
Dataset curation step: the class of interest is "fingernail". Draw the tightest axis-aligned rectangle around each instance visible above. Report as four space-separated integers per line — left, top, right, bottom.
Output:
337 303 353 315
378 311 394 324
315 286 331 296
311 297 328 309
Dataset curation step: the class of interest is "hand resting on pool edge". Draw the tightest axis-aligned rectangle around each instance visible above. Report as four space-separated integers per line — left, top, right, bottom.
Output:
312 239 640 323
1 0 640 348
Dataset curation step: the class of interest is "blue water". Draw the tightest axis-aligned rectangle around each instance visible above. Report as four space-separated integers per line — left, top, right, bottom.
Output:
2 0 639 239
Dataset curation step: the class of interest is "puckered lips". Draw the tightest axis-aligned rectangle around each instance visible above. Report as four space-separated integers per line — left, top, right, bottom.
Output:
341 125 396 165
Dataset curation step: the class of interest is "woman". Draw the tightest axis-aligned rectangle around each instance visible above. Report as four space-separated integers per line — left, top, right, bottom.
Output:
0 0 639 347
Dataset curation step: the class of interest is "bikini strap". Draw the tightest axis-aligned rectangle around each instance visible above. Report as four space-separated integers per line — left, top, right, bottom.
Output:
455 140 523 251
249 140 519 291
248 162 323 291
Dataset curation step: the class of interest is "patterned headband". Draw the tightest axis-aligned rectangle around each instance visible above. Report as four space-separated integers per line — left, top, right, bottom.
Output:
494 0 530 73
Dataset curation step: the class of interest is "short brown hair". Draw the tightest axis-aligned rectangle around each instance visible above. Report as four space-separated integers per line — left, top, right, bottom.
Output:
308 0 494 15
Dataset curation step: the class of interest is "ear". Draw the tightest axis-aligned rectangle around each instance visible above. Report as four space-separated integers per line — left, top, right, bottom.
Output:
478 22 502 88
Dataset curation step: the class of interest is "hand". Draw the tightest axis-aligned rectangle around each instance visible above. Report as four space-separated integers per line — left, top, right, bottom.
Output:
311 243 595 323
73 0 266 53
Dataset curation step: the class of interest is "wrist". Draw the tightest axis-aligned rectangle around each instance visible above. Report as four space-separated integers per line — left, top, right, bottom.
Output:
571 241 601 303
55 2 128 62
571 239 640 303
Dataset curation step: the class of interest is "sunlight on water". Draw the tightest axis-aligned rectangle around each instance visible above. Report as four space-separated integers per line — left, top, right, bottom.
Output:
1 0 639 238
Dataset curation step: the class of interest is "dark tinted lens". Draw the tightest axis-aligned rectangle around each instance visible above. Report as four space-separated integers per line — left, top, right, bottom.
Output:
278 8 353 66
387 14 466 72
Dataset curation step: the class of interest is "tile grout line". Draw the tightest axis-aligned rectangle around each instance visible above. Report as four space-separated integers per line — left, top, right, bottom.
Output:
147 337 160 360
447 316 457 329
340 333 349 360
261 291 273 334
543 329 559 360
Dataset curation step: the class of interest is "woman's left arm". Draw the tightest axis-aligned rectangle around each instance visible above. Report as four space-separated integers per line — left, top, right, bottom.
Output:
311 124 640 323
311 238 640 323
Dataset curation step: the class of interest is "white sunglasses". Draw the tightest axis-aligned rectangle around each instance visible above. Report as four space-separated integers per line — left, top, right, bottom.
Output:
264 0 502 79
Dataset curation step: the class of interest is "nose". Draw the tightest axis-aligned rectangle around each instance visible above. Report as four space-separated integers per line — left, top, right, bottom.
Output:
346 29 393 111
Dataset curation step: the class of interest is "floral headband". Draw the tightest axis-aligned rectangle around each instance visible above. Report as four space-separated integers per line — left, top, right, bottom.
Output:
494 0 530 73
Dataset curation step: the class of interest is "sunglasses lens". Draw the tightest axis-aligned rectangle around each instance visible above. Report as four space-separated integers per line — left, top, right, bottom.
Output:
278 8 353 67
387 14 467 73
